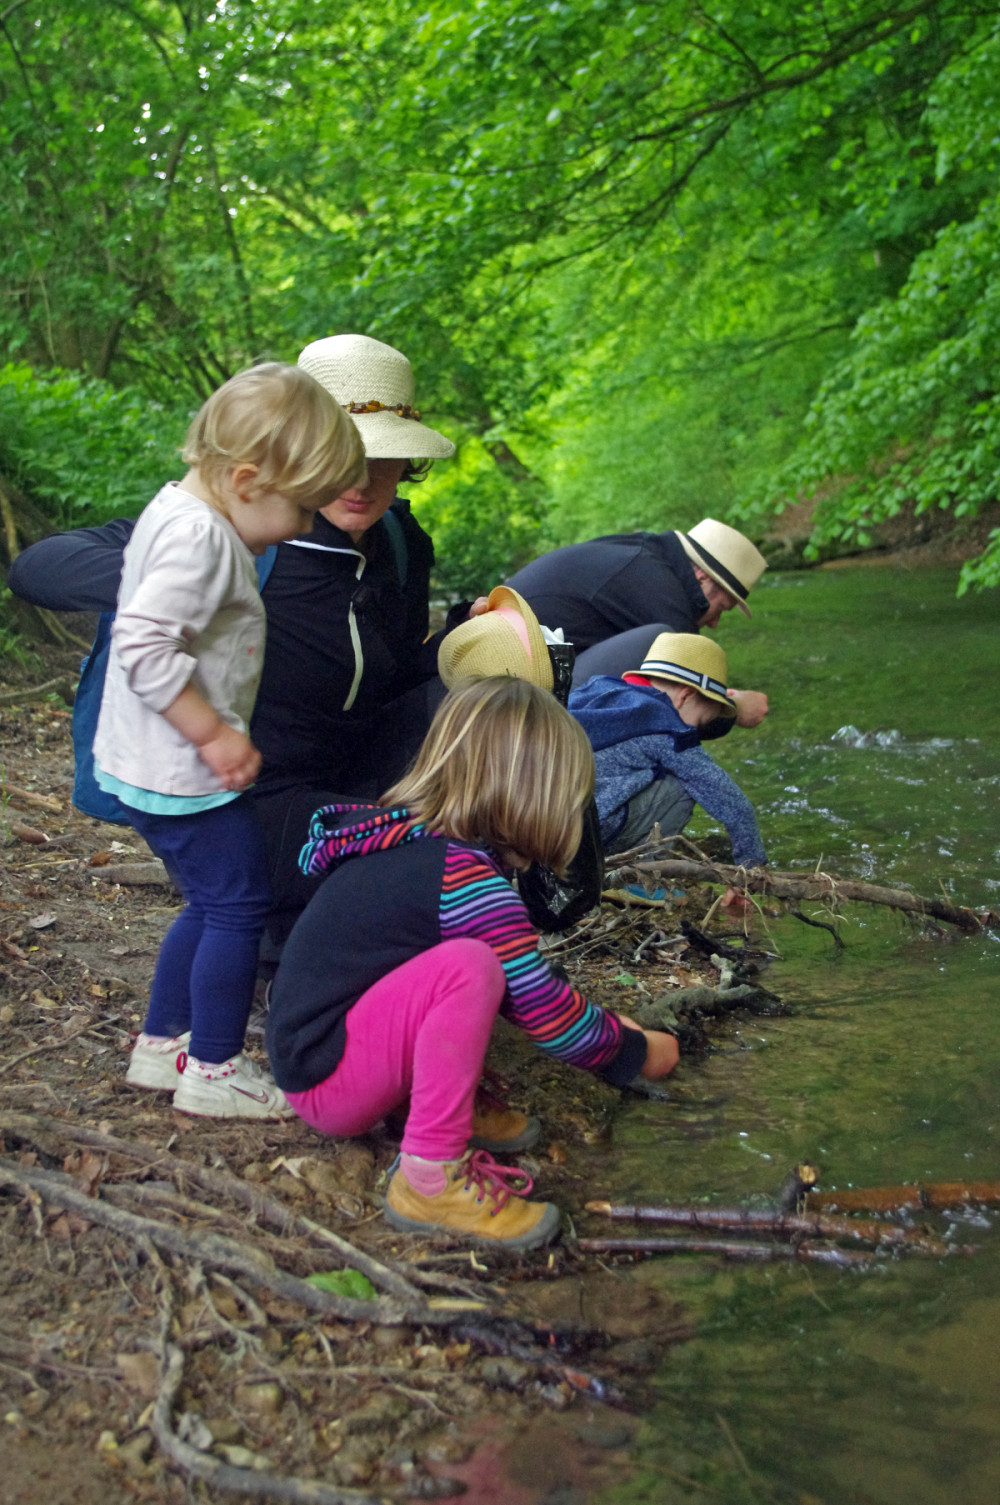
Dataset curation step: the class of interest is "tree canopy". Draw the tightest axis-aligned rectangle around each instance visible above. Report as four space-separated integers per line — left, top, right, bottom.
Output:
2 0 999 595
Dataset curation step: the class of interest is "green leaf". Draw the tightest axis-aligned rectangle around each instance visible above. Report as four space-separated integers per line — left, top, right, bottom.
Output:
305 1268 377 1300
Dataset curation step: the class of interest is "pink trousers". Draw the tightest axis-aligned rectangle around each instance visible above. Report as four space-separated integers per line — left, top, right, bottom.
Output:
284 939 506 1161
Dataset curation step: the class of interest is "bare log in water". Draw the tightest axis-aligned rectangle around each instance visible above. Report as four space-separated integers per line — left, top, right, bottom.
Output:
577 1237 872 1267
627 858 995 932
584 1201 950 1255
806 1180 1000 1213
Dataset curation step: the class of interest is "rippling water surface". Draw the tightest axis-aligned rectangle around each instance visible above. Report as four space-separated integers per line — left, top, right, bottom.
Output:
598 565 1000 1505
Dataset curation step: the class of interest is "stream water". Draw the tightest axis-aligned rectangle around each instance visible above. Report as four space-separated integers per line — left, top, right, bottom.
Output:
597 564 1000 1505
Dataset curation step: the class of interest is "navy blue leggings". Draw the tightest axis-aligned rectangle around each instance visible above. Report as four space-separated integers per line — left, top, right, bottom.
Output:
125 798 271 1063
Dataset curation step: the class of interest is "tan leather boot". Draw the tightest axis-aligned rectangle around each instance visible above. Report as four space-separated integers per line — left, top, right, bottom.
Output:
385 1151 560 1249
469 1083 541 1153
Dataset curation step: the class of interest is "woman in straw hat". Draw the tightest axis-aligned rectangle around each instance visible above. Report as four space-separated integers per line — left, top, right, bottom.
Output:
508 517 770 730
8 334 476 942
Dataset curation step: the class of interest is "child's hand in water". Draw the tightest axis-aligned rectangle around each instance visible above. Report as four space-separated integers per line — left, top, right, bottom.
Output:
199 724 261 791
617 1014 679 1079
721 885 751 913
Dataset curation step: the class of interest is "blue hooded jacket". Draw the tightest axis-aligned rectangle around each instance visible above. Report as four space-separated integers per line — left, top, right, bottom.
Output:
569 676 767 867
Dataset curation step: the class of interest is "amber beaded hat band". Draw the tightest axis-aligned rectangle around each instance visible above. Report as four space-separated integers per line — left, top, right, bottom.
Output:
298 334 455 460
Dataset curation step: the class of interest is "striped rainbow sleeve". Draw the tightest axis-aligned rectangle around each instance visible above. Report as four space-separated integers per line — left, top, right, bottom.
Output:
440 845 626 1073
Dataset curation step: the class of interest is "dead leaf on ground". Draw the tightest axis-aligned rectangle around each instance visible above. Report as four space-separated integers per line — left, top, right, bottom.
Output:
63 1149 106 1196
116 1351 160 1398
48 1211 91 1240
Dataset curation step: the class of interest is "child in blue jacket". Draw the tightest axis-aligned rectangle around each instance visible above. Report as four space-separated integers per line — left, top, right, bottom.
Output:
568 632 767 871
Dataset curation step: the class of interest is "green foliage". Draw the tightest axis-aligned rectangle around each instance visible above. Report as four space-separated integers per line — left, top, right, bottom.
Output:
0 589 41 670
305 1268 376 1300
2 0 1000 588
411 437 544 598
768 25 1000 583
0 364 185 526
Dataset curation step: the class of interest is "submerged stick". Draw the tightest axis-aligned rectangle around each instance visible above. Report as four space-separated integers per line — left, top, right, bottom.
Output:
584 1201 949 1255
628 858 995 932
577 1237 871 1267
805 1180 1000 1213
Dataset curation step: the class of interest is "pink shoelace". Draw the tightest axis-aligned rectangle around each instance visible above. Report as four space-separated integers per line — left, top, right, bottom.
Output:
458 1150 534 1216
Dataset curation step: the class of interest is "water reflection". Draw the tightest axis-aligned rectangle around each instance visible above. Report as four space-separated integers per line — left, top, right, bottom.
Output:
596 566 1000 1505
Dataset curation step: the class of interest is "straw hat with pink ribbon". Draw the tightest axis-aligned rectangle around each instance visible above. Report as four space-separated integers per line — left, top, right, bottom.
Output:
437 586 554 693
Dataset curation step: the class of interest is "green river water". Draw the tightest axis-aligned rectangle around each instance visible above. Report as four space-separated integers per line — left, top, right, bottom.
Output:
598 565 1000 1505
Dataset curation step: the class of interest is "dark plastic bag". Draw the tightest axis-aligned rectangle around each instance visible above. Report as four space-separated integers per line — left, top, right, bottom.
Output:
517 797 604 933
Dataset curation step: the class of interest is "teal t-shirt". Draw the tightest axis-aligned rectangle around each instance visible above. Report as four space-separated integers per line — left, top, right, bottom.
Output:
94 764 240 815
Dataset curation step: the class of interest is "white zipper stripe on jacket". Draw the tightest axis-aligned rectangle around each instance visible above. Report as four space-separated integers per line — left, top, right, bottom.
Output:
285 538 367 711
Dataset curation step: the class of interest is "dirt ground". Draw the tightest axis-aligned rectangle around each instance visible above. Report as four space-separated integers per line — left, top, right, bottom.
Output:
0 641 780 1505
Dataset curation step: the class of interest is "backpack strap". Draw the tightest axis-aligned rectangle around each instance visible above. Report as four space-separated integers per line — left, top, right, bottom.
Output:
382 506 409 587
71 612 131 825
255 545 278 590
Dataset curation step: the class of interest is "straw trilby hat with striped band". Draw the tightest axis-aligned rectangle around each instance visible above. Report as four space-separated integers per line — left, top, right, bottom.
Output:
438 586 553 693
297 334 455 460
638 632 736 718
675 519 767 618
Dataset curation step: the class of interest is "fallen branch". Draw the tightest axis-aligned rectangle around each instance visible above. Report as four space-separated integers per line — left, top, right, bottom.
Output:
584 1201 951 1255
4 820 51 845
0 1022 95 1079
805 1179 1000 1214
790 909 845 949
88 860 174 887
577 1237 872 1267
0 1113 443 1306
0 677 77 708
630 858 994 932
151 1316 385 1505
0 1160 435 1326
0 783 63 812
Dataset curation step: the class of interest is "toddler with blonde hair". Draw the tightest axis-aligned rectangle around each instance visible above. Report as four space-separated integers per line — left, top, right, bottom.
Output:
107 363 366 1118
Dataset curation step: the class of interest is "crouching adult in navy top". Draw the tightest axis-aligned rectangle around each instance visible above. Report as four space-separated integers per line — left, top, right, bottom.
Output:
507 517 770 731
266 677 679 1250
7 335 468 942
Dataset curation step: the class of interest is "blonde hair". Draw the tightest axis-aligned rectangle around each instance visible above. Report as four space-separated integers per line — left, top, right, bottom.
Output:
383 677 595 875
182 362 366 504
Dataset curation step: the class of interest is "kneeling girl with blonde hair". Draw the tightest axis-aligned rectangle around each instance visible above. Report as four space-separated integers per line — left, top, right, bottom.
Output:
266 676 678 1249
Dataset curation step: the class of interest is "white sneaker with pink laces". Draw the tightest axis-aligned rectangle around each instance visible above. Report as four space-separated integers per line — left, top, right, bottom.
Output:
126 1032 191 1091
172 1051 293 1120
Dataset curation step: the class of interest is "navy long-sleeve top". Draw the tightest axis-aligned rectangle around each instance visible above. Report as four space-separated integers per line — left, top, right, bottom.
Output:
507 530 707 652
267 804 647 1092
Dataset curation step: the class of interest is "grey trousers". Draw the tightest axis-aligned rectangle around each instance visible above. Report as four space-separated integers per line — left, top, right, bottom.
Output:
605 774 694 856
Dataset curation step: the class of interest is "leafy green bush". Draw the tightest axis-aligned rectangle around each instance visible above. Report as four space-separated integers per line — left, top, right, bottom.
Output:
0 364 187 528
764 27 1000 586
410 436 544 600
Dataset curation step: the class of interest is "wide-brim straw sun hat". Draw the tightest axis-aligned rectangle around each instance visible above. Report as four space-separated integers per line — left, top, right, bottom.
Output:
638 631 736 717
438 585 554 692
675 518 767 618
297 334 455 459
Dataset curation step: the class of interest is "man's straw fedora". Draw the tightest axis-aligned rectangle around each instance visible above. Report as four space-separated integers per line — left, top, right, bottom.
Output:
675 519 767 618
